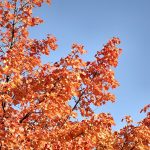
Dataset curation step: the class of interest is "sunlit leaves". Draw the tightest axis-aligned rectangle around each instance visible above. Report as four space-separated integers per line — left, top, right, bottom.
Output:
0 0 149 149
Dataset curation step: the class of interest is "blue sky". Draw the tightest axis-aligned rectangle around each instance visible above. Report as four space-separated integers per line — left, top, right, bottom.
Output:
30 0 150 130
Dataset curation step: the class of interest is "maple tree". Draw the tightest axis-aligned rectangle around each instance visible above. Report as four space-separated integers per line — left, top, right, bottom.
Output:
0 0 149 149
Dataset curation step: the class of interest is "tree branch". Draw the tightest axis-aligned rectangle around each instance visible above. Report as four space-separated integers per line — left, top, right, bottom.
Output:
19 112 32 123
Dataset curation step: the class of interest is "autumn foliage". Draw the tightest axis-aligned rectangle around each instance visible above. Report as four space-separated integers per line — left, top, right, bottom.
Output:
0 0 149 149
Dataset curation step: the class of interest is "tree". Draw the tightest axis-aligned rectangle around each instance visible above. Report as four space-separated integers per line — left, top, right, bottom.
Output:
0 0 149 149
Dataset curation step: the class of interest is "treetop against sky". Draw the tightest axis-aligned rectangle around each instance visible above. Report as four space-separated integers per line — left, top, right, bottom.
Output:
0 0 149 149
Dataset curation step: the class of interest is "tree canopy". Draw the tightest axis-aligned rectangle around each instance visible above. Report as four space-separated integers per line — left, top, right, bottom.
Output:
0 0 149 149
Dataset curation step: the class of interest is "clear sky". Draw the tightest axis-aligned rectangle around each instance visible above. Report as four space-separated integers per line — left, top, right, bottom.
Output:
30 0 150 130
